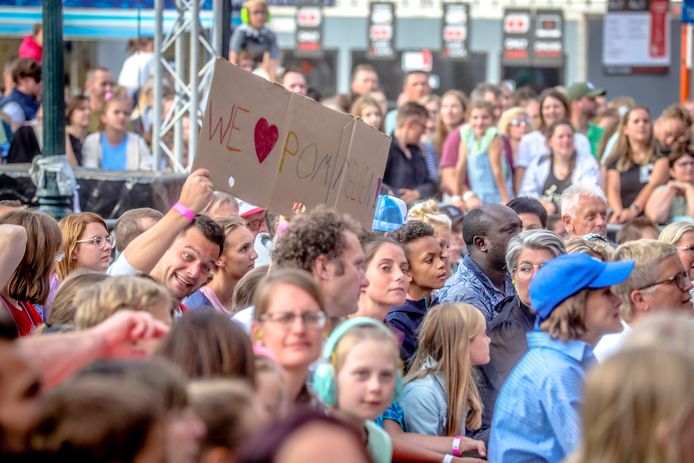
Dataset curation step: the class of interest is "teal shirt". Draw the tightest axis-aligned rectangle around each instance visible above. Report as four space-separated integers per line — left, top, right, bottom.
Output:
366 419 393 463
586 122 604 159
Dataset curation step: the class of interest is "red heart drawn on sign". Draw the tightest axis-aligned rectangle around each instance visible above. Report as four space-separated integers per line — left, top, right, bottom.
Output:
254 118 279 164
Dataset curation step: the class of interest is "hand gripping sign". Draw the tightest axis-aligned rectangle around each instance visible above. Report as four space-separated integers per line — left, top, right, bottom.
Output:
193 58 391 226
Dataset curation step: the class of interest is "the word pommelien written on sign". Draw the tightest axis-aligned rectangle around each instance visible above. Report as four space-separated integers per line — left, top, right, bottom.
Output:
193 58 391 226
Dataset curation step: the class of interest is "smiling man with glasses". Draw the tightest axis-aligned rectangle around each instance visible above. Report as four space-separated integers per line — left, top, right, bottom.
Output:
594 239 693 362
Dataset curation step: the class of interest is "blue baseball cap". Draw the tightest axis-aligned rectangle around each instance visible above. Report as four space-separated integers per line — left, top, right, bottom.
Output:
372 195 408 233
529 253 635 323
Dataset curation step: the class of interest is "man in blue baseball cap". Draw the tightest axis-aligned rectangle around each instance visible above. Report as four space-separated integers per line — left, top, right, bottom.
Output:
489 253 634 463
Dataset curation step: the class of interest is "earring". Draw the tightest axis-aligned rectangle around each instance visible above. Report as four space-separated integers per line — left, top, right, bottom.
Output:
512 279 516 285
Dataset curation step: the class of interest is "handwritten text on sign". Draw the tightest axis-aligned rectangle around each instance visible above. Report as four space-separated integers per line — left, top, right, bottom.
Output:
194 58 390 225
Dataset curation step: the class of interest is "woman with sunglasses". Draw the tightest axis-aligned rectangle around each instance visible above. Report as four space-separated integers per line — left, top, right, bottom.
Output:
57 212 113 281
497 107 531 195
251 269 327 407
520 119 600 215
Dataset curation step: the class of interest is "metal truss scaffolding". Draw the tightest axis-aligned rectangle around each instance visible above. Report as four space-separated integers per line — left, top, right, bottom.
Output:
152 0 226 172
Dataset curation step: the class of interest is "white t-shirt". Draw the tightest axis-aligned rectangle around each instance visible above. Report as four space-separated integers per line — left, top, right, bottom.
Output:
593 320 631 362
107 253 142 276
516 130 593 169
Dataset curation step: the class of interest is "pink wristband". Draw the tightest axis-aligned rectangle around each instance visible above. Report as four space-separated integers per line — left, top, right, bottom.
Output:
451 435 463 457
172 202 195 221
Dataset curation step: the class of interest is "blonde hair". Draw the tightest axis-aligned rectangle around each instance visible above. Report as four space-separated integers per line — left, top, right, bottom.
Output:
333 324 400 375
74 276 176 329
659 222 694 245
405 303 484 433
497 106 528 137
540 288 590 341
57 212 108 280
48 270 110 328
188 379 261 455
571 348 694 463
623 311 694 357
611 240 677 323
408 200 452 232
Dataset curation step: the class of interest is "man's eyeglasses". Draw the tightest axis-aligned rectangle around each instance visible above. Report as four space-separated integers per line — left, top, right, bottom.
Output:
638 271 690 292
260 311 327 330
75 235 114 249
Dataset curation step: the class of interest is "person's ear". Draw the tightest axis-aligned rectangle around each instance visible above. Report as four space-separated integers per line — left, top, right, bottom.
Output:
473 235 487 252
313 255 330 281
561 214 573 233
631 289 649 315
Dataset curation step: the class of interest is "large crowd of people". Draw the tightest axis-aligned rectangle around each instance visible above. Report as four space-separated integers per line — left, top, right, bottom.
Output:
3 2 694 462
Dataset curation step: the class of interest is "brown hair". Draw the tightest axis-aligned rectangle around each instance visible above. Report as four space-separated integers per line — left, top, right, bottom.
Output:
0 210 62 304
232 264 270 312
253 268 325 321
351 95 383 121
188 379 262 456
11 57 41 84
57 212 108 280
48 270 110 328
363 236 407 268
113 207 163 253
539 288 590 341
604 106 657 172
156 310 256 385
616 217 660 245
65 94 89 125
538 88 570 131
30 376 164 462
396 101 429 128
435 90 468 155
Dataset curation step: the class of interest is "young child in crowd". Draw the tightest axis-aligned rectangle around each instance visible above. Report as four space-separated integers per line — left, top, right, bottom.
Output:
82 88 152 171
229 0 279 81
351 95 385 131
456 101 513 205
386 221 447 366
400 303 490 440
408 200 454 278
313 318 401 463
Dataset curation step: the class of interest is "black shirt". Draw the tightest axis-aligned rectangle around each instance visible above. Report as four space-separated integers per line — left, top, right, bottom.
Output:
383 138 437 199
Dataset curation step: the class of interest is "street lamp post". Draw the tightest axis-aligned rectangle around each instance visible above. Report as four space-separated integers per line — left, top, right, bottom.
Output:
37 0 73 219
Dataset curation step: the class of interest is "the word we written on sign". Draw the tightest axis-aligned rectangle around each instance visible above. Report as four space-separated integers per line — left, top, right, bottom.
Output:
193 58 391 225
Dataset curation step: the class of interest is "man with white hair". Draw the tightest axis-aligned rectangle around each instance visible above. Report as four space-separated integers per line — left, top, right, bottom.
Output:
561 184 608 237
594 239 693 361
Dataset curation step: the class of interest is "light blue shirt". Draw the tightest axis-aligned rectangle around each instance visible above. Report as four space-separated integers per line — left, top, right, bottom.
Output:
489 330 596 463
100 132 127 170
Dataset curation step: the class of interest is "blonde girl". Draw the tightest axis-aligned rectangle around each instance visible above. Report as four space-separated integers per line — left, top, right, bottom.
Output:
400 303 489 437
351 95 384 131
313 318 401 463
568 347 694 463
455 101 513 205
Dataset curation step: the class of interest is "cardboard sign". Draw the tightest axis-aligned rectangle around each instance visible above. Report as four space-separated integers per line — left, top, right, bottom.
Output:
193 58 391 226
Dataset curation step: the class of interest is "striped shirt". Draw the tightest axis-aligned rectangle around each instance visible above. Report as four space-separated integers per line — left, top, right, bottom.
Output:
489 330 595 462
